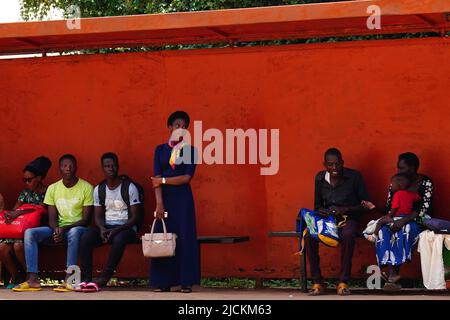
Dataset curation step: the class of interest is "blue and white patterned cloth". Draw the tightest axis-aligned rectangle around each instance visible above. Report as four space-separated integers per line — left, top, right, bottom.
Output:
375 217 422 266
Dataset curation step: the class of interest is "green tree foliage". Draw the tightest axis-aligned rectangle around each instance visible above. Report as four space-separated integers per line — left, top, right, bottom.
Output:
19 0 345 20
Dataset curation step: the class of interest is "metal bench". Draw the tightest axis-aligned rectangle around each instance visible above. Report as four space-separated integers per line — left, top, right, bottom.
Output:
0 235 250 286
268 229 366 293
268 231 308 292
270 228 450 293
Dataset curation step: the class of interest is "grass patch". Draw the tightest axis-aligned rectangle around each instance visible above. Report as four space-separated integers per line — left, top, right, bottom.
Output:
201 278 256 288
33 277 429 289
263 278 303 288
40 278 63 287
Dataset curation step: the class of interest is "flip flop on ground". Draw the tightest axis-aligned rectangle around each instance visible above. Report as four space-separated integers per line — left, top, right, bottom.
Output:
81 282 101 293
74 282 87 292
53 283 75 292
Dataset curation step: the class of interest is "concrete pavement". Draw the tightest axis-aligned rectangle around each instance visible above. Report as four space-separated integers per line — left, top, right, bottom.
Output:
1 286 449 300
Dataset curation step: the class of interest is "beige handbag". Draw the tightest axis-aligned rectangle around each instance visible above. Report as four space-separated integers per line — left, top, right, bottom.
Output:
142 218 177 258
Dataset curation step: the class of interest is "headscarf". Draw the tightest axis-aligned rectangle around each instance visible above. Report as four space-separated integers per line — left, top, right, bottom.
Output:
24 156 52 179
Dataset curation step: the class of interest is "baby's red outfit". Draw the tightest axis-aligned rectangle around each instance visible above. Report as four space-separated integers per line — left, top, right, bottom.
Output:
391 190 421 216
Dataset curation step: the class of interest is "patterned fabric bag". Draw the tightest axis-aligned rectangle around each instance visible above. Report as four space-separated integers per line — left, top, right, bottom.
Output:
295 208 339 254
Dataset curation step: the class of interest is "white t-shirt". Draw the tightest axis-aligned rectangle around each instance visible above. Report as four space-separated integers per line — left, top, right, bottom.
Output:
93 182 140 226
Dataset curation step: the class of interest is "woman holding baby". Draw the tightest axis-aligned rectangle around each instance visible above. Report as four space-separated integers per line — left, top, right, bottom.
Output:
369 152 434 290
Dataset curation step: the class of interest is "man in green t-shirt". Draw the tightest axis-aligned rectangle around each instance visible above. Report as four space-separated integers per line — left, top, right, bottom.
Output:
13 154 93 292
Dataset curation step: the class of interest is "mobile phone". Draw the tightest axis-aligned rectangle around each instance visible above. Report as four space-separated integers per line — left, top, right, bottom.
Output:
362 200 376 210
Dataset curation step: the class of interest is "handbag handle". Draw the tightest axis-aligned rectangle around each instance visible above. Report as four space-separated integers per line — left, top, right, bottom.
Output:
149 218 169 241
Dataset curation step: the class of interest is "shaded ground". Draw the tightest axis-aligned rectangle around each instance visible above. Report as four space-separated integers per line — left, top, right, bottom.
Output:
0 286 449 300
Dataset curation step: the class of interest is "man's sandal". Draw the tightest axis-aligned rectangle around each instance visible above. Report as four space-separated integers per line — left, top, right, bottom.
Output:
12 282 42 292
337 282 351 296
309 283 326 296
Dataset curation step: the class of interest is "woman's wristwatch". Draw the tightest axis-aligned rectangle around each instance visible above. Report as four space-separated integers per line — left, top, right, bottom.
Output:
162 177 166 184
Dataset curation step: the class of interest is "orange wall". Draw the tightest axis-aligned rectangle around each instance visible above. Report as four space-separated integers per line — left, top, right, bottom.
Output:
0 37 449 279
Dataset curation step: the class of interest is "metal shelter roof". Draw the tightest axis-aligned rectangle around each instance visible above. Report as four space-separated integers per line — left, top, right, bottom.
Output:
0 0 448 56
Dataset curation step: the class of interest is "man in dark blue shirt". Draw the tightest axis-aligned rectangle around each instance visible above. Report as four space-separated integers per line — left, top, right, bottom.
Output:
307 148 370 296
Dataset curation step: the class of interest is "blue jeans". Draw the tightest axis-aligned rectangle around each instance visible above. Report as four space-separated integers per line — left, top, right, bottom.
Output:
423 218 450 232
24 226 87 273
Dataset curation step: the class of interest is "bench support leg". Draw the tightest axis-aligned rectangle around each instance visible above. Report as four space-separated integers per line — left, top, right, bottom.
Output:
300 250 308 293
255 277 264 289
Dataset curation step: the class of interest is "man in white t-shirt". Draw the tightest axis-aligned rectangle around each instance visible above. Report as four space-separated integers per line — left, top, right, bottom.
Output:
78 152 141 291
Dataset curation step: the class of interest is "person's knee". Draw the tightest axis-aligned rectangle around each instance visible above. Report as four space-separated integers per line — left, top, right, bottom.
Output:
423 218 440 230
13 242 24 253
341 221 359 240
24 228 38 244
67 227 86 242
80 229 98 247
0 243 13 257
111 230 130 247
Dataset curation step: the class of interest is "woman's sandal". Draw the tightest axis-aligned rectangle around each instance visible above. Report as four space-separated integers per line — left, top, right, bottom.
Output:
180 286 192 293
383 281 402 291
383 274 402 291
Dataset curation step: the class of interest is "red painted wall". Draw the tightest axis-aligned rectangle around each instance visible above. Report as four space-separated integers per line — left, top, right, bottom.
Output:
0 37 448 279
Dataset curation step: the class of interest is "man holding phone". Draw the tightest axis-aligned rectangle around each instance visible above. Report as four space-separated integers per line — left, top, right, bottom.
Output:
78 152 140 292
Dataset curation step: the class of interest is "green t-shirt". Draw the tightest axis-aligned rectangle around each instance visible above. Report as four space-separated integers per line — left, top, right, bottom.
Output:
44 178 94 227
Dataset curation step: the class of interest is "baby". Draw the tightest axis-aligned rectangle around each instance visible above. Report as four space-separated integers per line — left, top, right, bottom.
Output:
363 173 421 239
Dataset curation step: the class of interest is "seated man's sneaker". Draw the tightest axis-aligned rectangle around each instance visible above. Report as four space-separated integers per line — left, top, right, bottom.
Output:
337 282 351 296
309 283 326 296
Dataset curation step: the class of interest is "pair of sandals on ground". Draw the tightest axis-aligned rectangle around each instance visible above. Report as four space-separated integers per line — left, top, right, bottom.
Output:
309 273 401 296
310 282 351 296
12 278 106 292
12 281 193 293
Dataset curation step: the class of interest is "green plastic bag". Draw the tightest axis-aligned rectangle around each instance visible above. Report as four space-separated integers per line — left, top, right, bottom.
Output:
444 247 450 267
444 247 450 281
